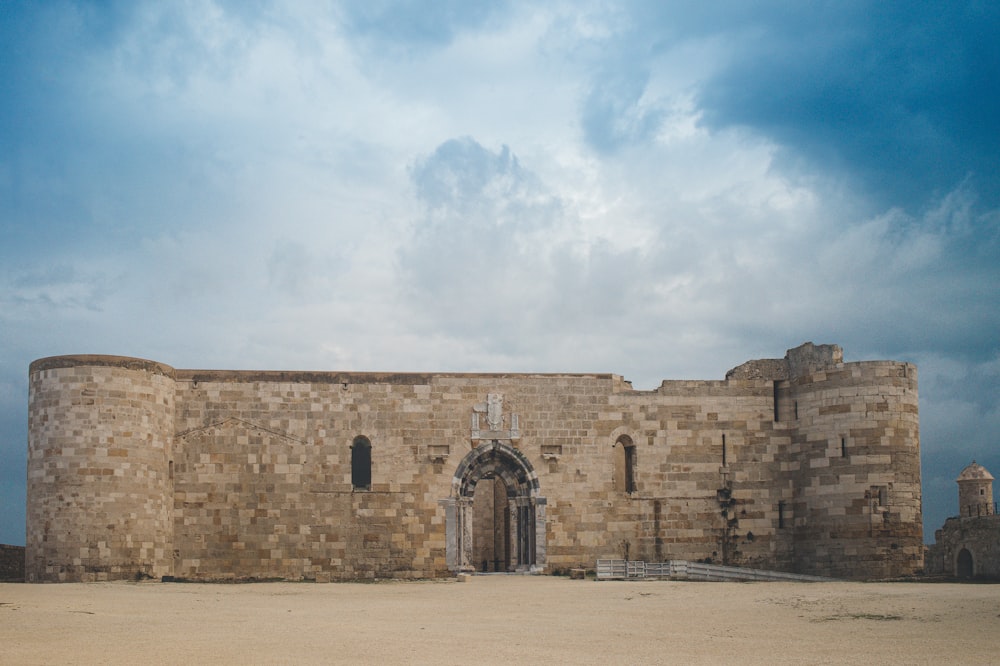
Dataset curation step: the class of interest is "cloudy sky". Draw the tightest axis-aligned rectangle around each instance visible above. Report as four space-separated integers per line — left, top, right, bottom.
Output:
2 1 998 547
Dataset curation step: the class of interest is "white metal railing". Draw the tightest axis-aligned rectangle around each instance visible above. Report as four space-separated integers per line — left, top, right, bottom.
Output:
595 559 832 582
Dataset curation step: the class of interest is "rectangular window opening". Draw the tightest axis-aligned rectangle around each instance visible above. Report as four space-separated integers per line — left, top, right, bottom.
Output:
871 485 888 511
778 501 786 529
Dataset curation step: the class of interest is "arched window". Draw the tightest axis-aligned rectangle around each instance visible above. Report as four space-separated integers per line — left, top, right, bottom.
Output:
613 435 636 494
351 436 371 490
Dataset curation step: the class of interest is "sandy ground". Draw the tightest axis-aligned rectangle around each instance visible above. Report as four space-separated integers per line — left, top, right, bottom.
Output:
1 577 998 665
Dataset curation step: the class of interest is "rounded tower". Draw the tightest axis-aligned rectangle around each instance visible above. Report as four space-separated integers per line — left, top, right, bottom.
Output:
957 461 994 517
788 347 922 579
26 355 176 582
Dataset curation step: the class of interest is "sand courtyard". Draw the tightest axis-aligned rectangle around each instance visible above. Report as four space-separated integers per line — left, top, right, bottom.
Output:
1 576 998 664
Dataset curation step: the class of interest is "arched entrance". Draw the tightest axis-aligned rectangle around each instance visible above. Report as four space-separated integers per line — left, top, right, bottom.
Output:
440 440 546 573
473 476 510 572
956 548 974 579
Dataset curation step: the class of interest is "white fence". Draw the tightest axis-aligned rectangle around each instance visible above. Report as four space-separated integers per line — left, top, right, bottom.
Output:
595 559 832 582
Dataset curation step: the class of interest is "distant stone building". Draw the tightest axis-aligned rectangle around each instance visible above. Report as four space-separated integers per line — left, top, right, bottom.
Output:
0 545 25 582
26 342 922 582
927 462 1000 578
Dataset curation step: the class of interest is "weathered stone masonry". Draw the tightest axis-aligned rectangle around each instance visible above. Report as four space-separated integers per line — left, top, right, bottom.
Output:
0 544 25 582
926 462 1000 578
26 343 922 582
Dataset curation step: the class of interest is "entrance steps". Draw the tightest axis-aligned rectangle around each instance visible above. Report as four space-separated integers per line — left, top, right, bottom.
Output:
596 559 835 582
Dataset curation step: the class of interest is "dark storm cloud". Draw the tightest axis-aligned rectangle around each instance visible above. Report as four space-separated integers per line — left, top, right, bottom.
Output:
695 2 1000 213
572 1 1000 212
0 1 242 256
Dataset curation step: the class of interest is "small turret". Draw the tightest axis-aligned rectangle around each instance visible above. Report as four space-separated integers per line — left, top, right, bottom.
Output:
957 461 995 517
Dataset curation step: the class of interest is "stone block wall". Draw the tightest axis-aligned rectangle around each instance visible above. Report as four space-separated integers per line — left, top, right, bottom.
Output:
26 343 923 582
27 357 175 582
0 545 25 582
786 361 922 579
170 371 627 580
550 380 797 572
927 516 1000 578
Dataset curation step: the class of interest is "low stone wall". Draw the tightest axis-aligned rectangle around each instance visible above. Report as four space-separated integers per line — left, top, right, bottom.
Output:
0 545 25 582
927 515 1000 578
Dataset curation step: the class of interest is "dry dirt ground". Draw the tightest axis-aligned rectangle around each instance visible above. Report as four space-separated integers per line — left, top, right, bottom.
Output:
2 577 998 665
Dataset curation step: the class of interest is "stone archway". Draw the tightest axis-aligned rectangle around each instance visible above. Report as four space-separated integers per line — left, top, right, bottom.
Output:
473 476 510 572
440 440 546 573
956 548 974 579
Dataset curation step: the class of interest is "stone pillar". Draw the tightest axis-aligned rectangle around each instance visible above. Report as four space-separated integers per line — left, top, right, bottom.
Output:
459 497 475 572
533 497 547 573
439 498 459 571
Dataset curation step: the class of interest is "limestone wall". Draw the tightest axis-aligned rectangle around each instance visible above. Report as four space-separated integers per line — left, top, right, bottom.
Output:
787 361 922 578
169 371 626 580
26 356 176 582
25 344 923 582
927 516 1000 578
169 371 785 580
557 379 795 571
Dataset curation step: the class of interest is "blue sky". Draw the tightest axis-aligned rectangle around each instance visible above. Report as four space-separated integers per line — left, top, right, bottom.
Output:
2 1 998 547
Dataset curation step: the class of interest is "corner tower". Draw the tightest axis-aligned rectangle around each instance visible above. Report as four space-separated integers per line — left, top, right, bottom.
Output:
26 356 176 581
786 344 922 579
730 342 922 579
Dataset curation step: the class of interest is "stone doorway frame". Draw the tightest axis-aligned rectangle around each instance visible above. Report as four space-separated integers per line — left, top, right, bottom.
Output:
440 440 546 573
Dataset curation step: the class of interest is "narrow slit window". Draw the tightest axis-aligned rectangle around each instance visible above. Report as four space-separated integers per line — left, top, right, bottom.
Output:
773 381 781 422
722 434 727 467
841 437 847 458
778 501 786 529
351 436 372 490
625 442 636 494
870 485 888 511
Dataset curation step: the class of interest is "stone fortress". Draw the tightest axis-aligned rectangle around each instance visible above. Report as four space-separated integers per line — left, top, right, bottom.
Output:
26 342 922 583
926 461 1000 578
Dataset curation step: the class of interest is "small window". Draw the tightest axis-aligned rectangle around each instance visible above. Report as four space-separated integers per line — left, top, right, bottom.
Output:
351 436 372 490
773 381 781 422
613 435 636 494
871 485 888 512
778 501 786 529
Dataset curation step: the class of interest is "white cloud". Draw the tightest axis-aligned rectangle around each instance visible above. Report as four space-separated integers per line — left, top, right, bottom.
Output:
1 1 999 544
